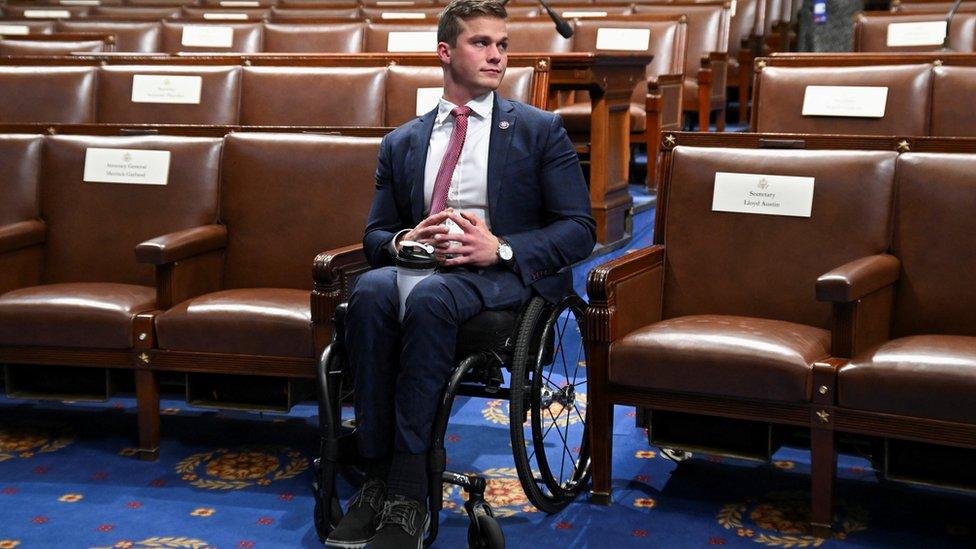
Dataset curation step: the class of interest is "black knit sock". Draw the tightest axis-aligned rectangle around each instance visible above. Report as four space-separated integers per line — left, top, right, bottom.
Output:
386 452 428 502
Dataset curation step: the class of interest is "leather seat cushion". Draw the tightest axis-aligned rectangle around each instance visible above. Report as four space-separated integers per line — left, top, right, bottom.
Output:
839 335 976 424
610 315 831 402
0 283 155 349
156 288 313 358
555 102 647 134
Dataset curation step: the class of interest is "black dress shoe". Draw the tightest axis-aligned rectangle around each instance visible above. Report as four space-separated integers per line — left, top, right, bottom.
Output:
325 478 387 548
369 495 429 549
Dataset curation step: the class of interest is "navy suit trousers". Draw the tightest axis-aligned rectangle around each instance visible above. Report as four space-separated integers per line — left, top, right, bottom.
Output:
346 265 531 457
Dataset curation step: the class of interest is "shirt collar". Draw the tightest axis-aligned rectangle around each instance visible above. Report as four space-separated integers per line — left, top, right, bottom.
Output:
434 91 494 125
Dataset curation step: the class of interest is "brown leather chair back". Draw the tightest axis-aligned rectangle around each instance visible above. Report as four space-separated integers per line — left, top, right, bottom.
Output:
263 22 364 52
730 0 760 55
573 17 687 102
96 65 242 125
1 5 92 18
268 7 362 19
40 135 222 286
891 153 976 337
633 4 731 75
753 64 932 135
661 147 897 328
0 38 108 55
384 65 534 126
364 22 438 52
91 6 182 19
0 67 96 124
854 13 976 52
57 21 163 53
219 133 381 290
505 19 572 53
930 65 976 137
161 21 263 53
0 135 43 226
180 6 272 20
241 66 386 125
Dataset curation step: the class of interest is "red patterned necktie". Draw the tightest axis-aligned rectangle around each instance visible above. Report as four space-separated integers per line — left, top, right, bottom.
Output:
429 105 473 214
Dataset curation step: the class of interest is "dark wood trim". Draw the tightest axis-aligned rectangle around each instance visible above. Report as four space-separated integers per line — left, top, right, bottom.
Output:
148 349 316 377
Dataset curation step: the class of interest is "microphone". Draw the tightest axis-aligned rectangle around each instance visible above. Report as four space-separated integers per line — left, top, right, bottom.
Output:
940 0 964 51
538 0 574 39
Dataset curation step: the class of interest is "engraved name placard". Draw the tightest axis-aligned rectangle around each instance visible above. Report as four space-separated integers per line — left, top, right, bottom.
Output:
802 86 888 118
712 172 815 218
387 31 437 52
83 148 171 186
596 28 651 51
181 25 234 48
131 75 203 105
886 21 946 47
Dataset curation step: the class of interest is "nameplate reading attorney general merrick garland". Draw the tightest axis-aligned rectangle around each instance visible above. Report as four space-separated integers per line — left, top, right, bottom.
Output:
886 21 946 47
712 172 814 218
387 31 437 52
181 25 234 48
596 28 651 51
802 86 888 118
131 75 203 104
83 148 171 186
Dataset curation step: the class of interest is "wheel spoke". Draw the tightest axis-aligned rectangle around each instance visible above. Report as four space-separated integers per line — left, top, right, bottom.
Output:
557 315 571 380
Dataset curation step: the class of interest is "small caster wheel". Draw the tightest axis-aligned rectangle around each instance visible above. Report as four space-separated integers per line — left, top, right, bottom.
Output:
466 503 505 549
661 448 692 463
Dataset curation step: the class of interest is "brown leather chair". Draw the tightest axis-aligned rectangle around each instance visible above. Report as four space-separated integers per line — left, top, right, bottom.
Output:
57 21 163 53
633 2 732 131
91 6 182 19
0 134 223 459
146 133 380 442
504 18 573 53
383 64 535 126
930 65 976 136
262 21 364 52
0 135 44 298
0 66 97 124
240 66 386 125
363 21 438 52
267 7 362 20
160 21 263 53
0 20 58 35
585 136 898 533
752 64 933 135
95 65 242 125
0 37 109 55
724 0 761 123
556 16 687 191
853 12 976 52
808 152 976 526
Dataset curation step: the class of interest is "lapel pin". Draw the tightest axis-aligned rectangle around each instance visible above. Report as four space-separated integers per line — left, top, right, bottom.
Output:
498 121 510 130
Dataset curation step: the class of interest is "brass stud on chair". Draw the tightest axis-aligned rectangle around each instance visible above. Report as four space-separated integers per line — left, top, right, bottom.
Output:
897 140 910 153
138 333 148 341
816 410 830 424
818 385 828 395
138 353 150 364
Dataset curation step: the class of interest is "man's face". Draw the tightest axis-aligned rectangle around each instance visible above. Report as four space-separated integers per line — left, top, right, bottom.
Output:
440 16 508 98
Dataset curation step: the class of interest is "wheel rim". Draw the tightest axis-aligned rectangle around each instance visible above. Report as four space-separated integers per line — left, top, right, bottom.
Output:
527 296 591 500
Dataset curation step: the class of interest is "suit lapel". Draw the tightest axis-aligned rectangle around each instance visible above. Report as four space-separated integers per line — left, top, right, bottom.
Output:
409 108 437 225
487 95 516 225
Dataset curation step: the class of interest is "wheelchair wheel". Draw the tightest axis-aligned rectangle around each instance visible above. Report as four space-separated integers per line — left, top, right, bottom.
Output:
509 295 591 514
466 502 505 549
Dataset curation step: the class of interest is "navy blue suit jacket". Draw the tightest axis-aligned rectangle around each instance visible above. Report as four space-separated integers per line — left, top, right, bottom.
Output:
363 95 596 304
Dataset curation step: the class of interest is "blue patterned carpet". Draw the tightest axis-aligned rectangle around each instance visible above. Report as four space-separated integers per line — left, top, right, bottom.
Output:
2 203 975 548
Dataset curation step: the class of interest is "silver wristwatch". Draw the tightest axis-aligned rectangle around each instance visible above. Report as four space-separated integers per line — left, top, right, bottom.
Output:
497 238 514 263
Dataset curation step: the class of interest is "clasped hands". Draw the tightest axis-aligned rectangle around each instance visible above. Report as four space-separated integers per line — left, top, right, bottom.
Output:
399 209 499 267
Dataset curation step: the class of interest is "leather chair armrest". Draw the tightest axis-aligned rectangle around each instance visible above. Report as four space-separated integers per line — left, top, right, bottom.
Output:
817 254 900 303
136 224 227 265
0 219 45 255
584 244 665 345
705 52 729 97
311 244 370 325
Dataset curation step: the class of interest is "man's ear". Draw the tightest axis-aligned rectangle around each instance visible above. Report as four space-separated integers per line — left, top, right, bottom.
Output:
436 41 451 64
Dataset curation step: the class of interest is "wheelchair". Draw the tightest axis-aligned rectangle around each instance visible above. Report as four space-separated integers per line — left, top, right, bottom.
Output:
312 293 592 548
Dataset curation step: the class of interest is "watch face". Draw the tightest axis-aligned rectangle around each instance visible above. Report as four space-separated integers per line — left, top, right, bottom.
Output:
499 243 513 261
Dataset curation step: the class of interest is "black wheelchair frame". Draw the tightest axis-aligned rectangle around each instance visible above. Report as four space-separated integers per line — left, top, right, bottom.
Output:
312 294 592 548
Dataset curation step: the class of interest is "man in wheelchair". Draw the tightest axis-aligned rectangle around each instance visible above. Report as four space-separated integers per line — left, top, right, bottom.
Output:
324 0 595 546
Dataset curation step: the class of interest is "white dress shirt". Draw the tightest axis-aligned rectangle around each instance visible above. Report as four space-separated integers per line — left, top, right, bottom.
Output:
423 91 494 229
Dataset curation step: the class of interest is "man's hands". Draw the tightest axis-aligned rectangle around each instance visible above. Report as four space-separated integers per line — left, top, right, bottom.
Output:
396 210 452 250
434 211 500 268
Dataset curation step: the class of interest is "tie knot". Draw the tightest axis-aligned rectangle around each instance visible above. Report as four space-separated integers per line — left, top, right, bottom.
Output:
451 106 473 119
